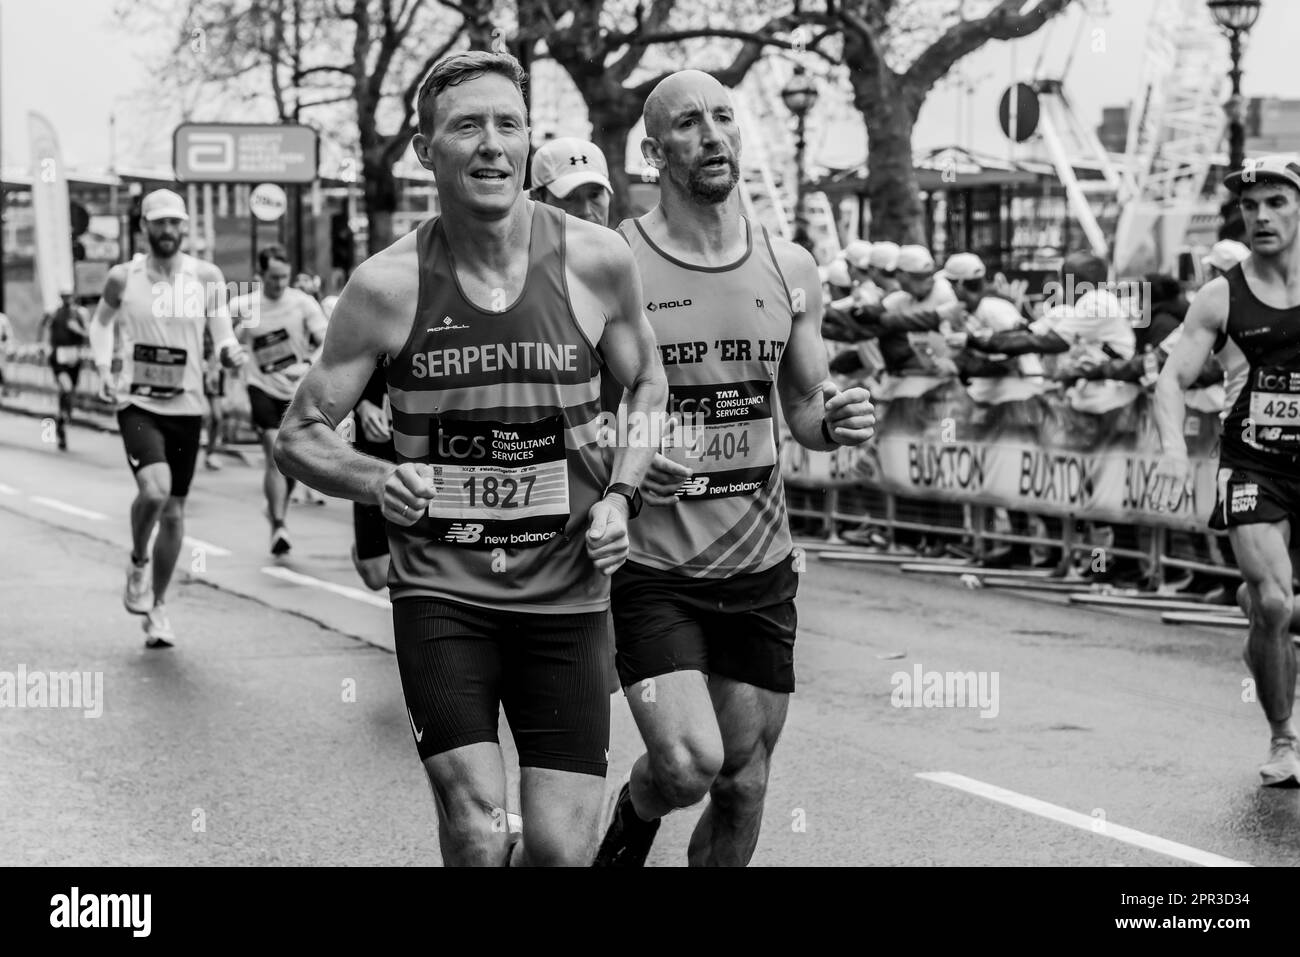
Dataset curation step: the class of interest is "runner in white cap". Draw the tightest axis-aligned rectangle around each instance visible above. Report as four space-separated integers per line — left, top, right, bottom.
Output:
530 137 614 227
867 240 901 296
88 188 247 647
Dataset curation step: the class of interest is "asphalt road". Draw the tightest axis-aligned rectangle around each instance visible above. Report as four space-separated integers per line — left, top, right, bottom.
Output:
2 407 1298 867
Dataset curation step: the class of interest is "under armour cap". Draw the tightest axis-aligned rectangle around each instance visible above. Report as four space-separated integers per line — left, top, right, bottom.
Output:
843 240 873 271
1223 154 1300 195
868 241 900 271
897 245 935 274
142 188 189 222
531 137 612 199
941 252 986 282
1202 239 1251 272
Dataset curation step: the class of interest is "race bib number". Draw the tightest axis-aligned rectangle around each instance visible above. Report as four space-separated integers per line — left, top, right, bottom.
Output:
425 414 569 549
252 328 297 374
54 346 80 366
665 379 776 499
1249 367 1300 450
129 344 187 398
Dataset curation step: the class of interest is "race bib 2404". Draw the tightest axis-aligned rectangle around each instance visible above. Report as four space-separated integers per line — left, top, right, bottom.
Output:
424 414 570 549
665 379 777 500
252 328 298 374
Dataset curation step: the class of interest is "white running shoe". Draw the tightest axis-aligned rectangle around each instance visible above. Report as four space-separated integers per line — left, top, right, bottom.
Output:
143 605 175 648
1260 736 1300 788
123 557 152 615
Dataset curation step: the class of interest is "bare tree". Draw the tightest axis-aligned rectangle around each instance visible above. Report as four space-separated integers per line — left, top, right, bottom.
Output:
827 0 1076 242
123 0 467 252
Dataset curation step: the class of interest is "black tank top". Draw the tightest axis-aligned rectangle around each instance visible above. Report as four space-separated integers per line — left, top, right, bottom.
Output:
1219 264 1300 474
383 204 609 612
49 305 87 348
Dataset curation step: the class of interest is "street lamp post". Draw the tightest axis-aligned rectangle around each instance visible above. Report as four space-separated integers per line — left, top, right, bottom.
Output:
1208 0 1262 237
780 64 818 251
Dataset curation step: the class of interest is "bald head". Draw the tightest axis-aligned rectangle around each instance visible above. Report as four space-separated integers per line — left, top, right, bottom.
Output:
643 70 731 140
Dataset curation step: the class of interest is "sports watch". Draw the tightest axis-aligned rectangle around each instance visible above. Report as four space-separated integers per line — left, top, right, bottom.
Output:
602 482 643 519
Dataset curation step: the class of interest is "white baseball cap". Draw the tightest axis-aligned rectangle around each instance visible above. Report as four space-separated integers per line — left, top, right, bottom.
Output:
941 252 986 282
897 245 935 274
1201 239 1251 272
843 240 873 271
868 241 900 271
531 137 612 199
822 258 852 288
1223 154 1300 195
142 188 189 222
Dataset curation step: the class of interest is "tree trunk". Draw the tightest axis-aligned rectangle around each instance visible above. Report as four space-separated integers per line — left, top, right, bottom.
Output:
363 149 398 254
587 100 639 225
851 71 926 245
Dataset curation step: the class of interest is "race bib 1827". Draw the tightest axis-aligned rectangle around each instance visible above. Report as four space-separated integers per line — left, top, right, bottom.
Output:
1249 367 1300 450
129 344 187 398
424 414 570 549
665 379 777 499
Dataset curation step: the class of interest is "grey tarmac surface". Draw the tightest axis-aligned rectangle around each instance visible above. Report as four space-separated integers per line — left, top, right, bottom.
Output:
2 408 1299 867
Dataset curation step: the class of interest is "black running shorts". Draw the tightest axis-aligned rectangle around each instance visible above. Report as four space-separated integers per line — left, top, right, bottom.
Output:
116 404 203 498
392 598 611 776
248 385 291 432
49 359 81 388
611 553 800 694
1210 465 1300 532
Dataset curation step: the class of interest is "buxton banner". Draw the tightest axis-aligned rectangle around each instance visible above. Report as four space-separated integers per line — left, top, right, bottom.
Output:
780 377 1224 532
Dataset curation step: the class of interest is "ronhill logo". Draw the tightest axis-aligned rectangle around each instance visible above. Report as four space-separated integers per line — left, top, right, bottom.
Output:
646 299 692 312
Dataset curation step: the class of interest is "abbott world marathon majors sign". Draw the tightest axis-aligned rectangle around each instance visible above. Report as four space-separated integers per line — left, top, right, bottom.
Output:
173 123 318 183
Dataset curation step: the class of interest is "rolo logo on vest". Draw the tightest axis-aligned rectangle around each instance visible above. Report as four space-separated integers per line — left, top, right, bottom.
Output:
646 299 692 312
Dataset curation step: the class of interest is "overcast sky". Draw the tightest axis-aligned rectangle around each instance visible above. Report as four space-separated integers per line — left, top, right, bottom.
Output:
6 0 1300 174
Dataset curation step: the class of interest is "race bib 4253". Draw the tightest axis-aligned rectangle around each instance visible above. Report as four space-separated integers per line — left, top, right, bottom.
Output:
424 414 570 549
1249 367 1300 450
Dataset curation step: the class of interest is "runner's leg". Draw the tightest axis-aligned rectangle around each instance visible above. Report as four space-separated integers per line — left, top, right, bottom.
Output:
130 463 170 563
422 744 512 866
516 768 605 866
1230 521 1296 739
687 676 788 867
624 670 723 819
260 427 293 524
152 495 186 604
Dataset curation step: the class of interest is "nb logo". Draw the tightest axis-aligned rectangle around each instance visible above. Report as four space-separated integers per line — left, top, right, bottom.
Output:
755 298 764 308
569 155 588 165
444 523 484 543
678 477 710 496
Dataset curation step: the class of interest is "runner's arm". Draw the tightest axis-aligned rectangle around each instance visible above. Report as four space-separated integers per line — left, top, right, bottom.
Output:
592 238 669 496
274 256 408 505
89 267 126 372
303 295 329 364
1154 278 1226 459
776 242 874 450
198 263 242 364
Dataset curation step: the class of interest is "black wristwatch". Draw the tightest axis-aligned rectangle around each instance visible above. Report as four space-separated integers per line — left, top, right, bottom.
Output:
603 482 643 519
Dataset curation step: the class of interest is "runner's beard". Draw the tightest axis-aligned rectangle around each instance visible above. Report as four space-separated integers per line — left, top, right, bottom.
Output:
147 232 180 258
686 157 740 204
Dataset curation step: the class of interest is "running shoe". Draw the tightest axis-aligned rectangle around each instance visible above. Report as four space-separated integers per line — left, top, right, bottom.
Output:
205 454 223 471
592 780 660 867
123 557 152 615
56 421 67 451
1260 736 1300 788
142 605 175 649
270 526 292 556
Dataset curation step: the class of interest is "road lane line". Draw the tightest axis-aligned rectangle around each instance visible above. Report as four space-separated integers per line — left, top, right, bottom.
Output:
29 496 108 521
184 536 232 558
0 483 18 495
261 566 392 610
917 771 1252 867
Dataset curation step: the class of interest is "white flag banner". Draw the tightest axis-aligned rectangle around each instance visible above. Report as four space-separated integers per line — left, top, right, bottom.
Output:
28 111 74 314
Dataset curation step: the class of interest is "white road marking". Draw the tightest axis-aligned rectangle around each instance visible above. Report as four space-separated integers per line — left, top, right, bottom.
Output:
0 483 19 495
260 566 392 609
917 771 1252 867
29 496 108 521
184 536 232 558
